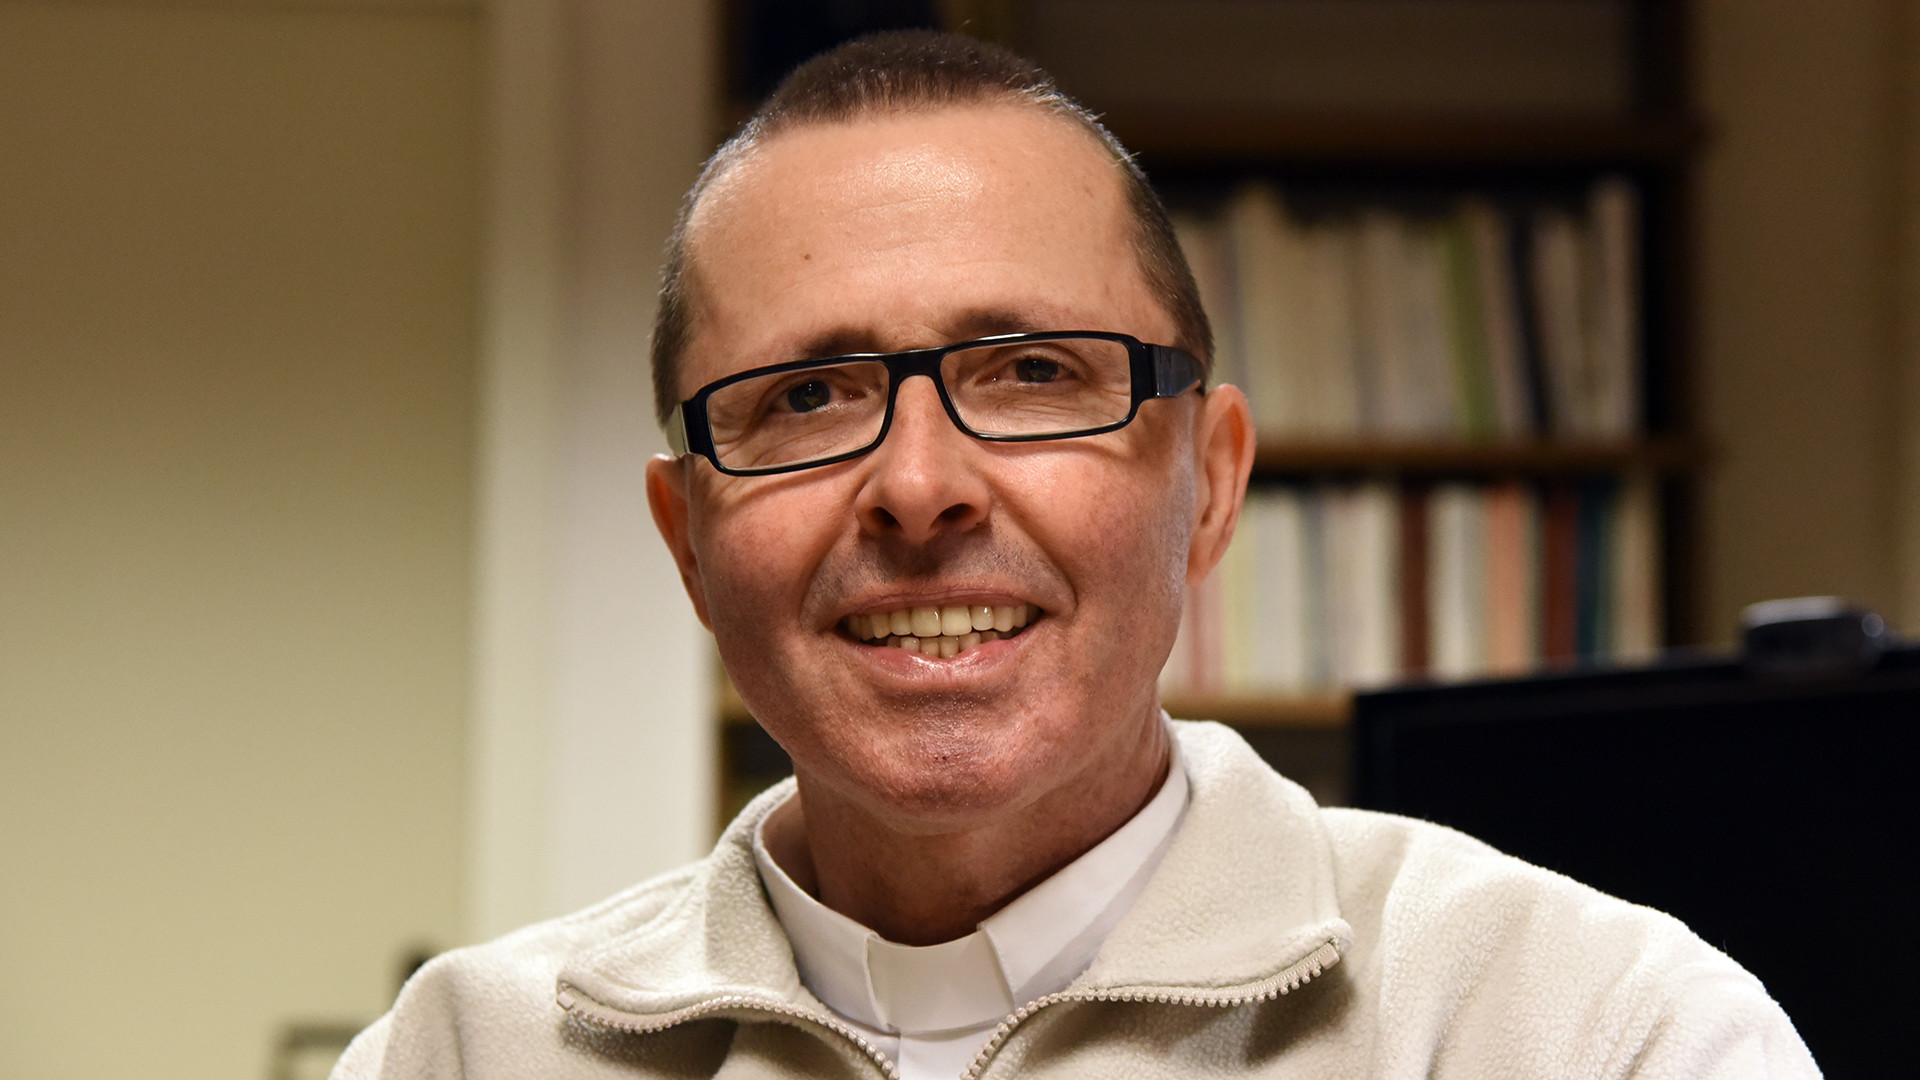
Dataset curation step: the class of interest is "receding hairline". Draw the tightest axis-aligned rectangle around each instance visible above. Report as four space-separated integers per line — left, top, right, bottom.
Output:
694 96 1127 212
678 97 1147 314
650 33 1212 425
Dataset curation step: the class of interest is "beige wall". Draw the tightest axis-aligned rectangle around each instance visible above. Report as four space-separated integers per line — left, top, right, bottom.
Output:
466 0 716 942
0 1 719 1075
1697 0 1919 640
0 3 479 1077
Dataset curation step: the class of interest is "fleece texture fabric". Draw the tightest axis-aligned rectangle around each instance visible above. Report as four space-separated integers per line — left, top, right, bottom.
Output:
332 721 1819 1079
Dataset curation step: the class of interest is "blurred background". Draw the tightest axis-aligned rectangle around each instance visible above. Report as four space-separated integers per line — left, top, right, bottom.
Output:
2 1 1916 1077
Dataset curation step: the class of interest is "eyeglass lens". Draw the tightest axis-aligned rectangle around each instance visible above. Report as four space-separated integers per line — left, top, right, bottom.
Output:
703 336 1135 471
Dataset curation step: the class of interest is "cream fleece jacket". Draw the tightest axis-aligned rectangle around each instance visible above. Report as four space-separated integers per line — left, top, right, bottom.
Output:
333 721 1819 1079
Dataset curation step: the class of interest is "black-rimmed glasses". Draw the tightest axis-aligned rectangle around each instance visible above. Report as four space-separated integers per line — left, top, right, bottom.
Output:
664 331 1205 476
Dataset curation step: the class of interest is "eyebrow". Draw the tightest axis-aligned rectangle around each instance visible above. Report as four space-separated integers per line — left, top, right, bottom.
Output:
789 307 1076 361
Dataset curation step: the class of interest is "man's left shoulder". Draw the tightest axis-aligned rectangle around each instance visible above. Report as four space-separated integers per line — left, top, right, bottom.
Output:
1313 805 1821 1078
1318 804 1699 955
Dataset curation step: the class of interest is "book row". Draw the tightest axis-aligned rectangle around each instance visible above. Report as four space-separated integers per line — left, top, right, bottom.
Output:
1162 477 1662 697
1171 178 1641 441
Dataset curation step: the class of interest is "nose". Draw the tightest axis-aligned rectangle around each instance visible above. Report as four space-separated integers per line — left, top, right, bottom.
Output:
854 373 990 543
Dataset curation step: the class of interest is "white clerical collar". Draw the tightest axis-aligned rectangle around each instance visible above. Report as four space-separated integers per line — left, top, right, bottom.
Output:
753 725 1189 1071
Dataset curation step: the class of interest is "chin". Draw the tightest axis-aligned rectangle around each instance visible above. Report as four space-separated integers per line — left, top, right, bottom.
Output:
803 709 1065 828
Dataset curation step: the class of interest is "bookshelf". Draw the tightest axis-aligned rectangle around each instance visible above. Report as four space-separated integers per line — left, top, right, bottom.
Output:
711 0 1702 825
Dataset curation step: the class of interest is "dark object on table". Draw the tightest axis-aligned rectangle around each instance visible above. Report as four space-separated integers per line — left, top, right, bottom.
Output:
1740 595 1892 681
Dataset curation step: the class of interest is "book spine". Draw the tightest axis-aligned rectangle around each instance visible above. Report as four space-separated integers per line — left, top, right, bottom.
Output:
1398 483 1431 678
1258 488 1312 689
1611 475 1662 662
1542 482 1580 662
1587 177 1642 438
1301 489 1333 686
1429 484 1490 680
1463 199 1535 438
1483 480 1532 676
1441 213 1498 440
1575 479 1616 660
1531 209 1591 437
1352 482 1402 687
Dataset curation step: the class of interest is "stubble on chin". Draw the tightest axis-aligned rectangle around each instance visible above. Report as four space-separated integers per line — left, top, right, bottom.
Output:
780 665 1059 823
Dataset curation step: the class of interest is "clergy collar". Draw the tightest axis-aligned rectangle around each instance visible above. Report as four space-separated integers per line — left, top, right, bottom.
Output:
752 727 1190 1036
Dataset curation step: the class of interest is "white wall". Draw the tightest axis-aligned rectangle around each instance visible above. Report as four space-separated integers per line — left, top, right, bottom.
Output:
466 0 716 940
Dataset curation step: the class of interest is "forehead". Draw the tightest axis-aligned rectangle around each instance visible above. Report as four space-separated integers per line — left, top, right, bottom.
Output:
679 104 1164 386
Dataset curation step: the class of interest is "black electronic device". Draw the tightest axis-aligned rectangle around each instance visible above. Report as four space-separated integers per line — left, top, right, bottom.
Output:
1352 605 1916 1078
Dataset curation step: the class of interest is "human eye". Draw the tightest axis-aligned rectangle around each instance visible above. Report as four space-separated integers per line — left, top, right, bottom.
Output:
945 337 1132 436
758 366 872 420
704 360 888 469
781 376 837 414
972 344 1090 390
1010 354 1066 384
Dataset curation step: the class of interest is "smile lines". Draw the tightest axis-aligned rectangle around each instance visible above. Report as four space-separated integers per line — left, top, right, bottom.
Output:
843 603 1035 658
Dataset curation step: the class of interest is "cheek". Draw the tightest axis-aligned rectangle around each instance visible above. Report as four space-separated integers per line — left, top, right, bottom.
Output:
1128 477 1197 648
1028 455 1196 624
691 484 841 636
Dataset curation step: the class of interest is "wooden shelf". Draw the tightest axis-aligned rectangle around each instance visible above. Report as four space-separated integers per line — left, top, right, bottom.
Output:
1249 436 1703 478
1110 110 1705 170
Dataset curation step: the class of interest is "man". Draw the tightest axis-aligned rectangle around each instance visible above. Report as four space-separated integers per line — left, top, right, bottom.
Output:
336 32 1816 1079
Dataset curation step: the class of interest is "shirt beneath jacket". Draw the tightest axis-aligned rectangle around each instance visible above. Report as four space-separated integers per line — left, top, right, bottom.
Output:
751 731 1190 1080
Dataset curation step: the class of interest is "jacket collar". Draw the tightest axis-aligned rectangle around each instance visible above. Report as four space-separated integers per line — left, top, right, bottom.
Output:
555 721 1353 1025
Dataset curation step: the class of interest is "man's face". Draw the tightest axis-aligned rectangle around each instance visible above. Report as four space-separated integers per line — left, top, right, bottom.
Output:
649 104 1247 833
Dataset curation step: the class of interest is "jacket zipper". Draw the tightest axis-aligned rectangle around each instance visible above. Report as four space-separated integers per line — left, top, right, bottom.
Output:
959 938 1341 1080
557 936 1339 1080
557 984 904 1080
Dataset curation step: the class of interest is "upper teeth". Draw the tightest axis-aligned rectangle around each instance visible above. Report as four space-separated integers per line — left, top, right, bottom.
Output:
845 603 1033 656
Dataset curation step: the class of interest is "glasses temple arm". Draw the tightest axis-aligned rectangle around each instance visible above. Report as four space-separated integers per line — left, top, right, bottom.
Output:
1150 345 1206 397
663 404 690 457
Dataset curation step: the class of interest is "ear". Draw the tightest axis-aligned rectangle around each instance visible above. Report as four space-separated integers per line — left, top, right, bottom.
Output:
1185 385 1256 583
646 453 714 629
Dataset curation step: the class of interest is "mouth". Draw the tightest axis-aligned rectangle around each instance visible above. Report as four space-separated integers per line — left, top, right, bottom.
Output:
841 603 1037 659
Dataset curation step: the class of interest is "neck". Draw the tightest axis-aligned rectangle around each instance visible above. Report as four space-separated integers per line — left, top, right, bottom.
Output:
762 719 1171 946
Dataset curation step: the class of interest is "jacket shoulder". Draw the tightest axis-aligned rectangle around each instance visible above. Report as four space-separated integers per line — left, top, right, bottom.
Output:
1318 804 1701 952
329 862 714 1080
1315 806 1817 1078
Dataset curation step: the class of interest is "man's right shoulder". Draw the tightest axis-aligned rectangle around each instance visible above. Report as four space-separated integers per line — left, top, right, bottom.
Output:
330 861 715 1080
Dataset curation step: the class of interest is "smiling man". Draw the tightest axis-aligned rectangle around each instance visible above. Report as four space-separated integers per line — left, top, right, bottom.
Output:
335 32 1816 1080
